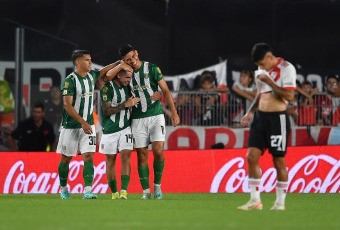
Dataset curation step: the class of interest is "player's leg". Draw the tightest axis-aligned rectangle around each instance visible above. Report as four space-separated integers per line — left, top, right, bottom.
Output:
80 125 97 199
149 114 166 199
120 149 132 199
99 133 119 199
238 147 263 210
271 156 288 210
151 141 165 199
56 127 78 199
106 154 119 199
132 118 151 199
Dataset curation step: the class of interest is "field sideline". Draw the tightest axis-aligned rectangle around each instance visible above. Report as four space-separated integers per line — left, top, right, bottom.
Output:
0 193 339 230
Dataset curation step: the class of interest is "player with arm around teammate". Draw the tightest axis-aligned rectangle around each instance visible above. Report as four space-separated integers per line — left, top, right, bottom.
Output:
237 43 296 211
106 44 180 199
99 69 140 199
57 50 121 199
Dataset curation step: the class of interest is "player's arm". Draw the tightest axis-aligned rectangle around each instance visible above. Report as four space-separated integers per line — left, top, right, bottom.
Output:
63 95 93 134
241 92 260 126
158 79 180 127
102 97 140 116
105 62 133 81
258 74 295 102
99 60 122 82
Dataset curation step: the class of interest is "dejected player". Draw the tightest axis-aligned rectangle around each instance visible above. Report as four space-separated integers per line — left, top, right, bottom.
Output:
238 43 296 211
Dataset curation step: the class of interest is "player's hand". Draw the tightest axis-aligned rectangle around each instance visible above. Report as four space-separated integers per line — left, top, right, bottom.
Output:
150 91 162 101
124 96 140 107
257 74 273 85
81 122 93 134
171 112 180 127
241 112 253 127
120 62 133 73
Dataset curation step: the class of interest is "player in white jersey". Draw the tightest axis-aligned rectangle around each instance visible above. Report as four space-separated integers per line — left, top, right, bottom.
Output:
99 69 140 199
106 44 180 199
56 50 121 199
237 43 296 211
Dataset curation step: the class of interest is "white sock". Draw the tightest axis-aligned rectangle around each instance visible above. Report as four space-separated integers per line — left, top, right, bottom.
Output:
143 188 151 194
120 189 126 192
248 178 261 202
275 181 288 205
61 186 68 192
154 183 161 191
84 186 92 193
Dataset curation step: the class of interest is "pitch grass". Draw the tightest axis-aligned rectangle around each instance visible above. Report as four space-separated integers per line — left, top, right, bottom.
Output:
0 193 339 230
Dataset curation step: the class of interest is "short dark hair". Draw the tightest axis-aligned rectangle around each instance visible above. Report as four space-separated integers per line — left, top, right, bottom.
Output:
72 50 91 65
326 74 339 83
33 102 44 112
301 80 312 87
251 43 272 63
119 44 134 57
200 74 214 84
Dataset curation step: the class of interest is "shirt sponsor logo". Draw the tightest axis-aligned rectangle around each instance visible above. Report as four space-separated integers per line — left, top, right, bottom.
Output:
63 90 68 95
64 82 69 88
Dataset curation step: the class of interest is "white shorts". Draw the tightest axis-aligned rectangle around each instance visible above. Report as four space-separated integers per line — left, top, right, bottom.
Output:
56 125 96 156
99 127 133 155
131 114 166 148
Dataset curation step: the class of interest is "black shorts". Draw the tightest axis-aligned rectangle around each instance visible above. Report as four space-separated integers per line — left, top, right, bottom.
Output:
248 110 290 156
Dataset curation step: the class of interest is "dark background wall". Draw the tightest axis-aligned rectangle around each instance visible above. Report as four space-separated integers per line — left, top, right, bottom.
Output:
1 0 339 75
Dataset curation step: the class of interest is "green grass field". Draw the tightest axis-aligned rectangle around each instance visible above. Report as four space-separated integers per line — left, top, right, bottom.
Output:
0 193 339 230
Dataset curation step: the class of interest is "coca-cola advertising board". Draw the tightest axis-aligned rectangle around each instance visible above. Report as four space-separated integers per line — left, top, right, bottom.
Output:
1 145 339 194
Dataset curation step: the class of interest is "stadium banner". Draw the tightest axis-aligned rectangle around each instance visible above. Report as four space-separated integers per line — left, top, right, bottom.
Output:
164 126 340 150
1 145 339 194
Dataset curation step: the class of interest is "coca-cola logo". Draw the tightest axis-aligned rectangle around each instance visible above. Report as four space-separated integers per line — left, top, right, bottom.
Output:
210 155 340 193
3 161 108 194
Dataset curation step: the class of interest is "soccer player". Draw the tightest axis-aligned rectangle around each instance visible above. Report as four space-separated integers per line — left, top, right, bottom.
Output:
99 69 140 199
57 50 120 199
238 43 296 211
106 44 180 199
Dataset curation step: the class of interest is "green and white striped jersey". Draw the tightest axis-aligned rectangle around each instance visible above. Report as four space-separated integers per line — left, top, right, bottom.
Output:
100 80 131 134
61 70 100 129
130 61 164 119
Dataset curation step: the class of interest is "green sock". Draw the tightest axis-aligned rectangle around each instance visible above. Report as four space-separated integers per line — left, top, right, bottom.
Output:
108 179 118 193
153 160 165 185
58 161 69 187
138 164 150 190
121 175 130 191
83 162 94 187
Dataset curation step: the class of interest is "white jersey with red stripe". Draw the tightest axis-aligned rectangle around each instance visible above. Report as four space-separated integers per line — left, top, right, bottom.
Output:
255 57 297 104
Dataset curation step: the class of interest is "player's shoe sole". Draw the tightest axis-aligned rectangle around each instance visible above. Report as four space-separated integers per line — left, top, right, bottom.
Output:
60 190 71 199
112 192 120 200
270 203 286 211
83 191 98 199
120 191 128 199
237 200 263 211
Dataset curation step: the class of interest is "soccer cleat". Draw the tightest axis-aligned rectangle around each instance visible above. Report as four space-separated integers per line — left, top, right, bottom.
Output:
237 200 263 211
154 188 163 200
60 190 71 199
112 192 120 200
83 191 98 199
270 203 286 211
120 190 128 199
141 193 151 200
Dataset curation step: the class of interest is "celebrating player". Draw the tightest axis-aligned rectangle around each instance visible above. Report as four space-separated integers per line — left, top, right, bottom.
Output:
57 50 120 199
99 69 140 199
238 43 296 211
106 44 180 199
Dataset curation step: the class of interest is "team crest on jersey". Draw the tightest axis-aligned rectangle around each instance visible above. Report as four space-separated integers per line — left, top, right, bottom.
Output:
63 89 68 95
270 72 277 79
157 67 162 74
103 94 107 101
103 86 108 93
64 82 69 88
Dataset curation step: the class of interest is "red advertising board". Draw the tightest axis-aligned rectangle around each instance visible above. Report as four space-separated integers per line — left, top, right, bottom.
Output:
1 145 339 194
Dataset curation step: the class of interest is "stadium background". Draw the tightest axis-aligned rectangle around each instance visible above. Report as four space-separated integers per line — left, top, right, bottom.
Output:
0 0 339 195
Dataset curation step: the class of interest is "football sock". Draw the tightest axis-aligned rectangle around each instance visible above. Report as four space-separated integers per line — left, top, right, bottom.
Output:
108 179 118 193
276 181 288 205
58 161 69 187
153 160 165 185
154 183 161 191
248 178 261 201
121 175 130 191
83 161 94 187
138 164 150 190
